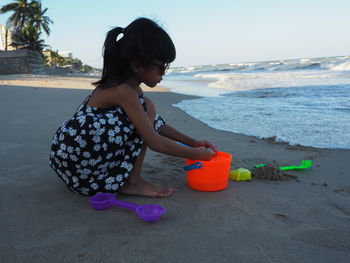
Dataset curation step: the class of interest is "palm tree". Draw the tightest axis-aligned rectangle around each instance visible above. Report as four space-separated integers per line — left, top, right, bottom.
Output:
0 0 53 52
11 21 48 51
32 1 52 36
4 28 9 50
0 0 37 29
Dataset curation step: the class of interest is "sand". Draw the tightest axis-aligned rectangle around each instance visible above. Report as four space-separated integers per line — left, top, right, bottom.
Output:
0 74 349 263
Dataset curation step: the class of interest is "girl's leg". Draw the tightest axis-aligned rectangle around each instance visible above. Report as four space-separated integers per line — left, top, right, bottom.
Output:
119 98 173 197
119 144 173 197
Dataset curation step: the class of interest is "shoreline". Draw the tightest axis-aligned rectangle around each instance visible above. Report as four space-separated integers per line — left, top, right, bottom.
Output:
0 74 340 151
1 73 349 152
1 74 349 262
0 73 349 152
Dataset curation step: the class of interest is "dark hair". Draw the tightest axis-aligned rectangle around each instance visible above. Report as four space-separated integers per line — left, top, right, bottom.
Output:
93 17 176 89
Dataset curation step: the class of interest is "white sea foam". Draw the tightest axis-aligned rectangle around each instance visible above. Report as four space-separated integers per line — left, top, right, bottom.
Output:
192 71 350 93
168 55 350 75
329 62 350 71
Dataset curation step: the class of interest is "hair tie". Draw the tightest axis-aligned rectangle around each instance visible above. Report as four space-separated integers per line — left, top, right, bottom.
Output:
116 28 124 42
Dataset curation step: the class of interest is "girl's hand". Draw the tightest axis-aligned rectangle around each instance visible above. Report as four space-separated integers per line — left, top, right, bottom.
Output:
194 146 216 161
193 140 218 153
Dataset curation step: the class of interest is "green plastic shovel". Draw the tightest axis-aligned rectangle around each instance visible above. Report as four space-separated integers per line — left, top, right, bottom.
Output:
254 160 313 171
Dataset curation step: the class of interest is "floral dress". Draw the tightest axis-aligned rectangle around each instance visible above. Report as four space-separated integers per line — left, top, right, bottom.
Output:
49 94 165 196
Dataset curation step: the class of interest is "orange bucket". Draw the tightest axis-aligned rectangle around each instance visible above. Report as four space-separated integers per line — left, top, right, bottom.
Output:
184 151 232 191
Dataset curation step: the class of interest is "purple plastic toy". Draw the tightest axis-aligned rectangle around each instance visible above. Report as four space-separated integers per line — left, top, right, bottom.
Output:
88 193 166 222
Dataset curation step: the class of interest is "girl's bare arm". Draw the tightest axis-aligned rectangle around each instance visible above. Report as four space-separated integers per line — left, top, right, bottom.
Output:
113 85 215 160
159 124 196 147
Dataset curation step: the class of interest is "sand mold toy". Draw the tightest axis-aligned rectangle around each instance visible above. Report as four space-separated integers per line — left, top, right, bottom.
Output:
229 168 252 181
88 193 166 223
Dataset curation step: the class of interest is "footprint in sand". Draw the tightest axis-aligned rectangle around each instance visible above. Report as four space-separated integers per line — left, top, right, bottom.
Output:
10 118 28 125
0 168 8 175
333 186 350 196
160 155 184 166
76 252 109 263
0 142 22 154
295 228 350 250
147 167 164 173
330 201 350 215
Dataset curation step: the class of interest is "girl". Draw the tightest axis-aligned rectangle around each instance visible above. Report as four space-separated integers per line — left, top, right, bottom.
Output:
49 18 216 197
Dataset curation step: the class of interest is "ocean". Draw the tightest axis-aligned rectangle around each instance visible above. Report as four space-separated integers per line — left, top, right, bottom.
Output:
163 55 350 149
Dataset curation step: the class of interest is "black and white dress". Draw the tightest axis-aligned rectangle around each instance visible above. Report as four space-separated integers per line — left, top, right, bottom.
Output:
49 94 165 196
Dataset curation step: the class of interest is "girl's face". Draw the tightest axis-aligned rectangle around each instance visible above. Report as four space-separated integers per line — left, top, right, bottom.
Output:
135 60 167 87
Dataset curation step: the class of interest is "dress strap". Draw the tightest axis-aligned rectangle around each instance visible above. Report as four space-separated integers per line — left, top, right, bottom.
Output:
75 91 93 112
82 94 91 105
80 88 98 108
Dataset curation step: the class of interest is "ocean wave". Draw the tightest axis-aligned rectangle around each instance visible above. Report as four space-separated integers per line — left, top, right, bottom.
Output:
327 62 350 71
168 55 350 75
190 71 350 92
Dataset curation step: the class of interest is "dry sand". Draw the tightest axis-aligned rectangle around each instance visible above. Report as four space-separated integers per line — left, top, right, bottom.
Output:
1 74 349 263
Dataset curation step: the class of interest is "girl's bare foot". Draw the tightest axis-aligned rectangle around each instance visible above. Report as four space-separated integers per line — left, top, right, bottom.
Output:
119 177 173 197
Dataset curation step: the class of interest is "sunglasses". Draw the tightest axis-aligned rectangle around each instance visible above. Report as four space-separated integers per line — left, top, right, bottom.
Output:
151 62 169 74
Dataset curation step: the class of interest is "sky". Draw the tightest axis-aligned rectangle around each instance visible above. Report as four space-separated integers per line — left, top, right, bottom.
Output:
1 0 349 68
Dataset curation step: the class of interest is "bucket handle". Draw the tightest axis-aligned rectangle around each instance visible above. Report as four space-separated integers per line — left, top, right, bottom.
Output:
184 162 202 171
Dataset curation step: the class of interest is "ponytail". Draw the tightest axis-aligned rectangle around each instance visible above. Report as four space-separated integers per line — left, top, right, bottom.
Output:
94 27 126 89
104 27 124 63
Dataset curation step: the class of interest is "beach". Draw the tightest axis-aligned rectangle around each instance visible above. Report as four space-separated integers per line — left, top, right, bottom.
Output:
1 74 350 262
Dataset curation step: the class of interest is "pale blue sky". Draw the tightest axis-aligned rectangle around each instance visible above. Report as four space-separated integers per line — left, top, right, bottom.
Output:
1 0 349 68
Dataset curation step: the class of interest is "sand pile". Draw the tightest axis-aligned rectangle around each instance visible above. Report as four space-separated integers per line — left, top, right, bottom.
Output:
252 164 298 181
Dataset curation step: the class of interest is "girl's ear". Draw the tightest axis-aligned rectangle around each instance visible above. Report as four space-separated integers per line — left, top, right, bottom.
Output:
130 60 143 73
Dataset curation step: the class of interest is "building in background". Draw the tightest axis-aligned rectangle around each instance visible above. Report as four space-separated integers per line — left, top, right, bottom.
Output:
58 51 73 58
0 24 15 51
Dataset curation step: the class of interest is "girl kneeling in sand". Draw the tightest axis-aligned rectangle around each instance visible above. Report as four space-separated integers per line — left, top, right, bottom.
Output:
49 18 216 197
